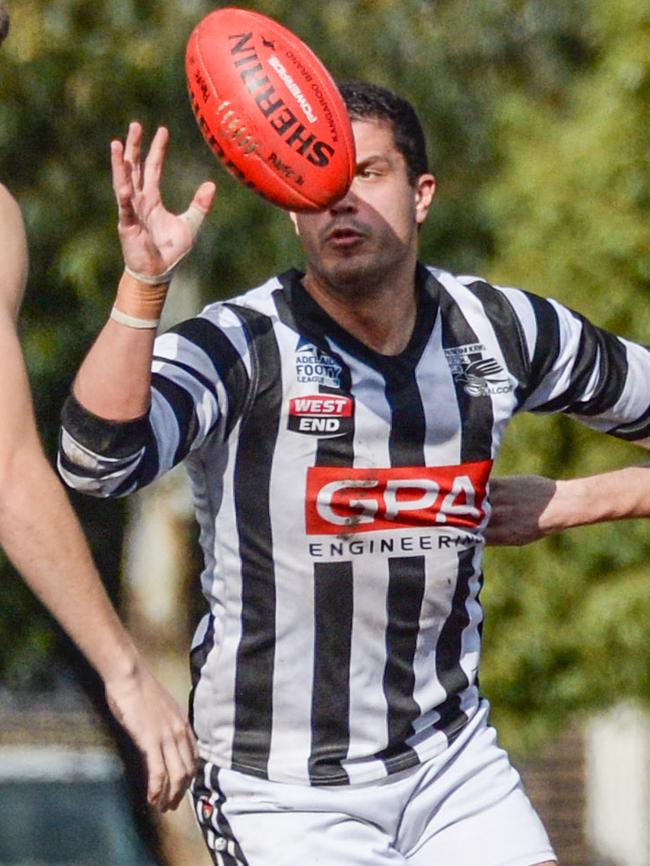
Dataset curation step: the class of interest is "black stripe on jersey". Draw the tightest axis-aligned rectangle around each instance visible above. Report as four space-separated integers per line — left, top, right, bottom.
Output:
308 561 354 785
462 280 530 405
151 372 200 464
153 355 222 417
315 383 356 467
127 431 160 491
533 314 628 415
228 306 282 780
519 292 562 404
169 317 251 437
439 288 494 462
273 277 356 467
377 555 426 775
189 615 215 730
383 362 426 466
433 547 477 741
609 399 650 440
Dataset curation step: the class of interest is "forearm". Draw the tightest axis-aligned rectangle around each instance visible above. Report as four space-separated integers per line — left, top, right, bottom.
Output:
73 272 163 420
73 317 155 420
487 458 650 546
0 443 142 683
545 464 650 532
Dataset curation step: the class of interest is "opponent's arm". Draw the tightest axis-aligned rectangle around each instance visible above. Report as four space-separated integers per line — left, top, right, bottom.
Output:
73 122 215 421
0 184 196 811
486 444 650 546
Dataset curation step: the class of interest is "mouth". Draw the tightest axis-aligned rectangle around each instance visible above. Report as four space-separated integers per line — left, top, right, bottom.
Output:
324 225 367 249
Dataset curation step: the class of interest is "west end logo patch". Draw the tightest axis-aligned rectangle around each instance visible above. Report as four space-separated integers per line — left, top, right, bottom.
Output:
295 337 342 388
288 394 353 437
443 343 513 397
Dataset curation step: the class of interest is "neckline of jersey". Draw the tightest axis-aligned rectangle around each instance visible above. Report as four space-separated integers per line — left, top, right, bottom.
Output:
281 263 441 371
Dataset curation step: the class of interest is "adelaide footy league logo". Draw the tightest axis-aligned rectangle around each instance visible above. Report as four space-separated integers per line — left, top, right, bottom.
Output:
294 337 342 388
444 344 512 397
288 394 353 437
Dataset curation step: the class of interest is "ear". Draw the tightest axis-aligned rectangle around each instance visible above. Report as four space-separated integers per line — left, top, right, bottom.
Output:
414 174 436 226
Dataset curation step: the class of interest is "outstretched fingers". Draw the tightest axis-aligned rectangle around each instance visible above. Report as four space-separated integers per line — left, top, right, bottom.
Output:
142 126 170 197
110 139 136 226
124 121 144 192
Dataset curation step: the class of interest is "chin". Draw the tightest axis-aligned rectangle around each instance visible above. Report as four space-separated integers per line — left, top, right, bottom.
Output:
334 257 401 293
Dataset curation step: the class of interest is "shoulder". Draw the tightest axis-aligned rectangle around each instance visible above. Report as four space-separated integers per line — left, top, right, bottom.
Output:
424 264 556 325
156 274 285 365
198 273 285 323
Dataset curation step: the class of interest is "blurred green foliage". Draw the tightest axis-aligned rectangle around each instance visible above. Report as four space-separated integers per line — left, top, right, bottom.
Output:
0 0 648 750
479 0 650 751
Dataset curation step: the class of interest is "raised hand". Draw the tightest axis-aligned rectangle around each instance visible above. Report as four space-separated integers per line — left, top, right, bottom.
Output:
111 121 216 281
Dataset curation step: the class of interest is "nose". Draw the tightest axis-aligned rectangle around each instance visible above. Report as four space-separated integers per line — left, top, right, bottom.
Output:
328 185 358 215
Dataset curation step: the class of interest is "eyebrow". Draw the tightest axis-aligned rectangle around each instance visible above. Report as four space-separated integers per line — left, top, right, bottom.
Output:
356 154 393 169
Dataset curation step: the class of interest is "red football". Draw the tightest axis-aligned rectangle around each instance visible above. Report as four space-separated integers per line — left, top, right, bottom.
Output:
186 7 355 212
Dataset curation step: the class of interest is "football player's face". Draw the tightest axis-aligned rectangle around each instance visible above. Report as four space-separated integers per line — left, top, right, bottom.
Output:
292 119 435 291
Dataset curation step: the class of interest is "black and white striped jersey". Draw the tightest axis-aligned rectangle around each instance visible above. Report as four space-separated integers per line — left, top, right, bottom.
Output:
59 264 650 786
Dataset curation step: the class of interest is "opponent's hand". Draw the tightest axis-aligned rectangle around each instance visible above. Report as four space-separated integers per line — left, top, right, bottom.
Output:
105 661 198 811
485 474 558 546
111 121 216 281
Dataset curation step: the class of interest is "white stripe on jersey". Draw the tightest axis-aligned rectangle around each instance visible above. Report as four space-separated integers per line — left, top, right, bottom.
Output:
416 315 463 464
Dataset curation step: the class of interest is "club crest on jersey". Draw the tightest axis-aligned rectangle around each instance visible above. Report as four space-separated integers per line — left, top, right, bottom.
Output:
295 337 342 388
443 343 512 397
288 394 353 437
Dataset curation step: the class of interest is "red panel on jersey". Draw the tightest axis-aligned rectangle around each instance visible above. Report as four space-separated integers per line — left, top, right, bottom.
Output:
305 461 492 535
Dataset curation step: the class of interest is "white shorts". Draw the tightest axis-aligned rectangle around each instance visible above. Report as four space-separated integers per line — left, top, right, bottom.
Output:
190 701 556 866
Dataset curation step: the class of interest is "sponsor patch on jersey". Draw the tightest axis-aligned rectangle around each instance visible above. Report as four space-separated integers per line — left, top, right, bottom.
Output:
306 460 491 534
295 337 342 388
444 343 513 397
288 394 353 437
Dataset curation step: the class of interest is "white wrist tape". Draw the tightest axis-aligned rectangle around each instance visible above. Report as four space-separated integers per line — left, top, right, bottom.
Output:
123 204 207 285
110 306 160 329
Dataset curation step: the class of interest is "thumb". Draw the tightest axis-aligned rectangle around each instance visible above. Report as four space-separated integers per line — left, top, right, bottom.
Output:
195 180 217 212
179 182 217 240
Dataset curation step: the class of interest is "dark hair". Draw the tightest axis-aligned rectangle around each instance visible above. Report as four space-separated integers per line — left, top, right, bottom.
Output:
337 80 429 186
0 3 9 46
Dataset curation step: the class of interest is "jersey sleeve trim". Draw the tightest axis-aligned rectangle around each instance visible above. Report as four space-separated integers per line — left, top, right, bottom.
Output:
61 392 148 457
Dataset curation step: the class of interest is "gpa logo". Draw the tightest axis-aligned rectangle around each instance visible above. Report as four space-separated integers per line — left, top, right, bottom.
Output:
306 461 491 534
294 337 342 388
444 343 512 397
288 394 353 437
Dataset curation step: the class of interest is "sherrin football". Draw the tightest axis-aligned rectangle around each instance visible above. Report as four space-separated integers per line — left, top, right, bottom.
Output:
186 7 355 212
